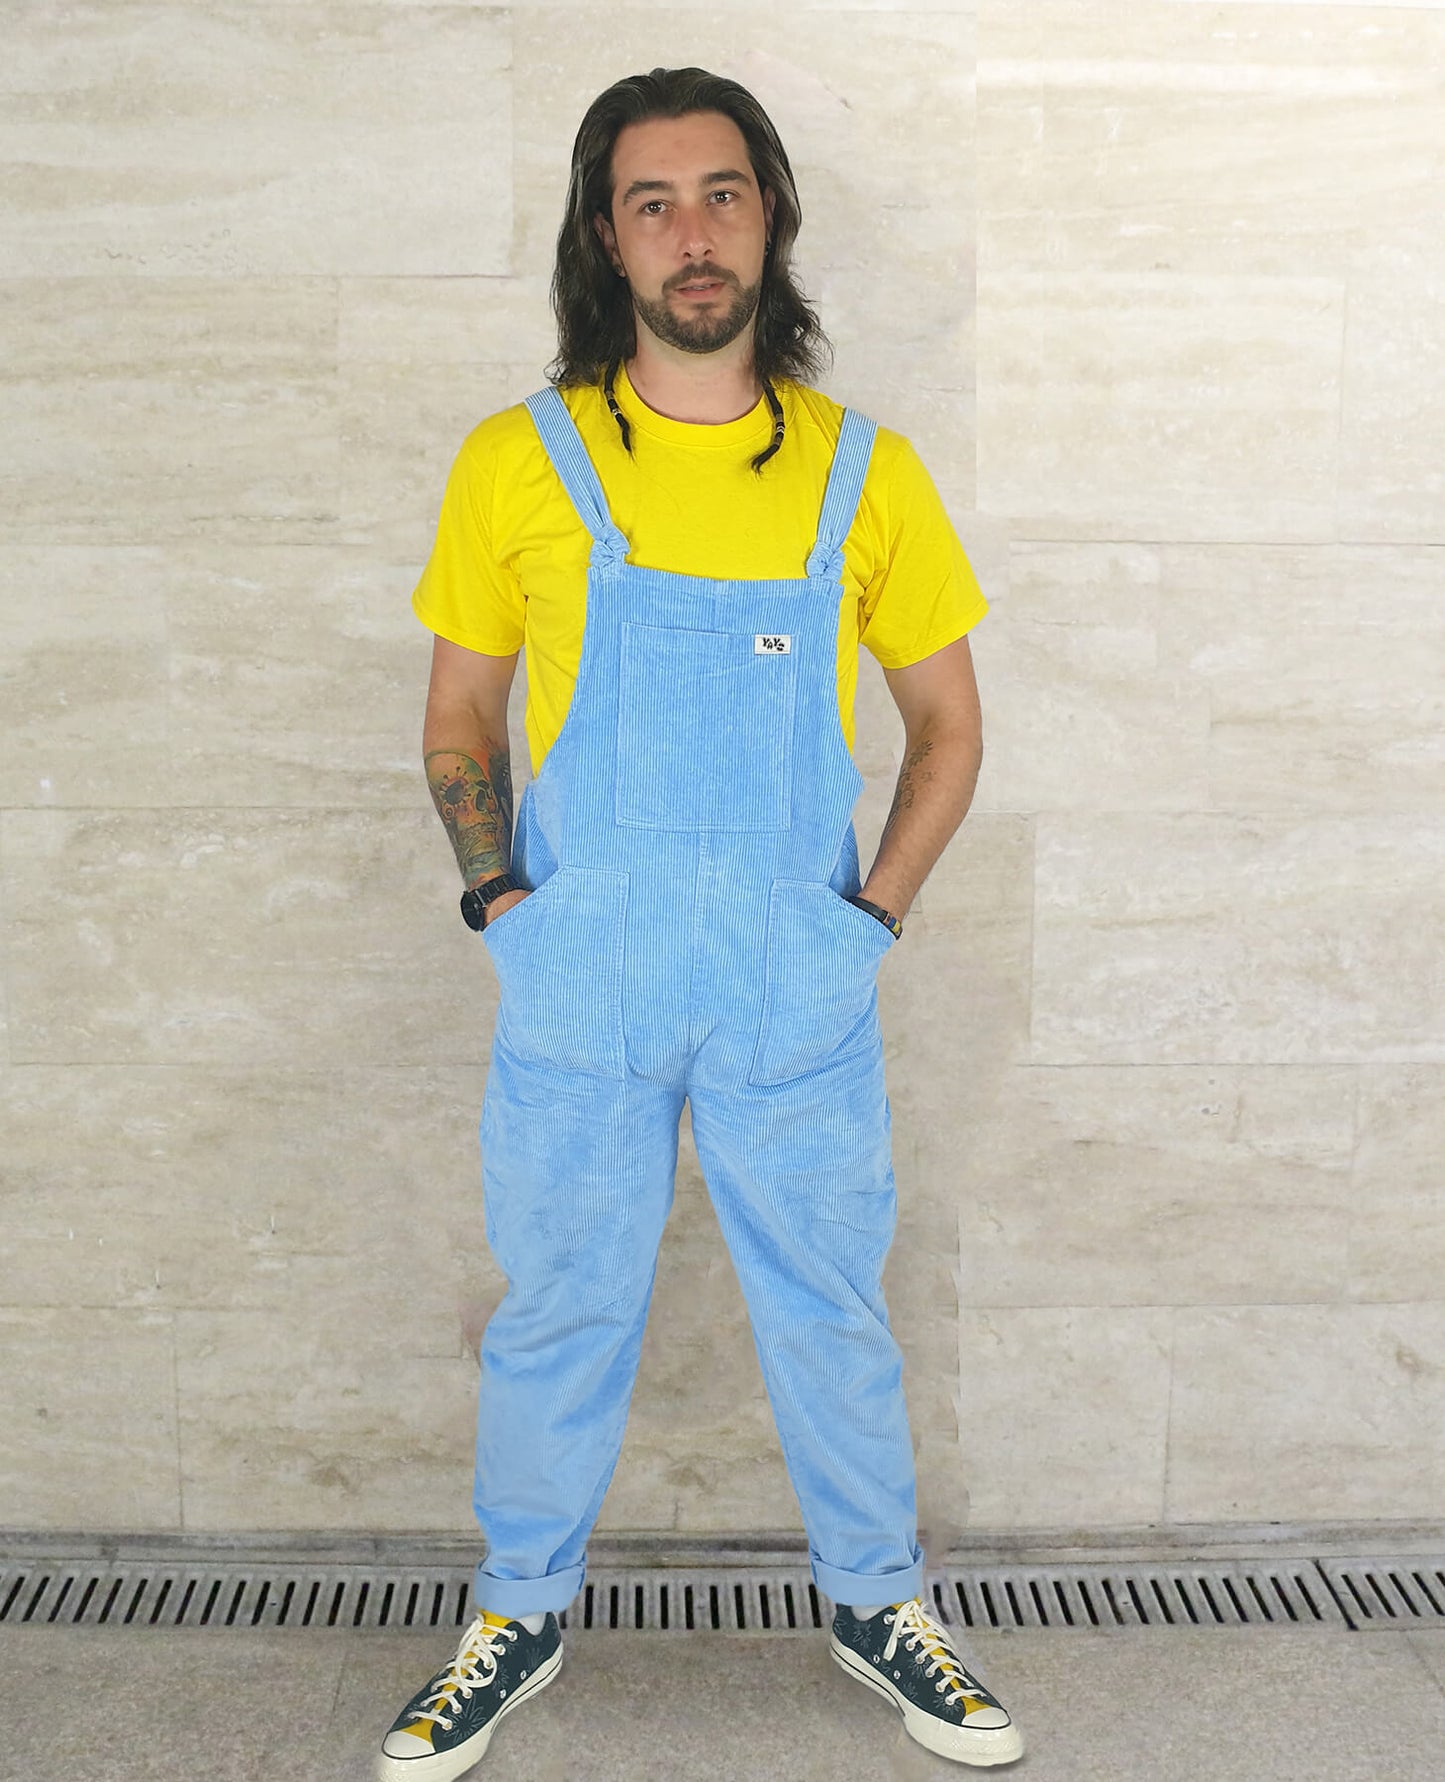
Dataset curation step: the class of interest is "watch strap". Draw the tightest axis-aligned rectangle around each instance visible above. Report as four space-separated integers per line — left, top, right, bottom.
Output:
847 894 903 939
461 872 522 930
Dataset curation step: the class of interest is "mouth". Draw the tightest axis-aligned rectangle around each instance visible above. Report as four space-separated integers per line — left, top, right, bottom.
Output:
675 279 726 299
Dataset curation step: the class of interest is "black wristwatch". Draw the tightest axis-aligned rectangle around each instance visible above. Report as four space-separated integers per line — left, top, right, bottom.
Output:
461 873 522 931
847 894 904 940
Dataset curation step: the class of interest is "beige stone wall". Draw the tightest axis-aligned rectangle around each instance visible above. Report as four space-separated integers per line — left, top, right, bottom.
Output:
1 3 1440 1541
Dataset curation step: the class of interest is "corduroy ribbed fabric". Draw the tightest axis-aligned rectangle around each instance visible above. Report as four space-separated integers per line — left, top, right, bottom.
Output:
469 386 926 1620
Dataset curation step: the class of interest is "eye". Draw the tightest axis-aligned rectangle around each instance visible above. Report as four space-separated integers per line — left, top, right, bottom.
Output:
710 190 738 204
641 200 666 216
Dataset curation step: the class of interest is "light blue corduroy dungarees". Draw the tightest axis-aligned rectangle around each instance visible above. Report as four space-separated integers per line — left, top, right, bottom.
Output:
470 385 926 1617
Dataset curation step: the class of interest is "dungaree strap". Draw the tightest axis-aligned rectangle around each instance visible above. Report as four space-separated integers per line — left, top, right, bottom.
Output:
524 386 630 569
805 408 878 582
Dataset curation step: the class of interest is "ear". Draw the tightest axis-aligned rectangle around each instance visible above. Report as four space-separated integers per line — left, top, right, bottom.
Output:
593 211 618 265
763 186 777 236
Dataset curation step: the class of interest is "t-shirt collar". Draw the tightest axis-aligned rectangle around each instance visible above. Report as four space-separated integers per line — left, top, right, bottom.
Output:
613 359 778 450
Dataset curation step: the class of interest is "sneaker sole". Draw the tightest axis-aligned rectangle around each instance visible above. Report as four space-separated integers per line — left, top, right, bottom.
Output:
829 1635 1024 1768
374 1639 564 1782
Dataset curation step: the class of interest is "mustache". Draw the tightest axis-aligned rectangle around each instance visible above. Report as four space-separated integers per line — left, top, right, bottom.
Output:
669 266 733 290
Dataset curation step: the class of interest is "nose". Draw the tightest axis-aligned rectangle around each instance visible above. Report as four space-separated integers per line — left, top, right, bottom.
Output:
674 201 715 260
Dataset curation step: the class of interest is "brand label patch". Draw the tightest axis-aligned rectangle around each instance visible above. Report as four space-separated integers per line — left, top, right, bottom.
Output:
754 634 792 654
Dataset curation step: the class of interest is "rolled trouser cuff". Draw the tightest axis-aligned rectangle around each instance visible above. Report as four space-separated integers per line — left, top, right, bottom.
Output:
811 1545 925 1609
472 1559 585 1618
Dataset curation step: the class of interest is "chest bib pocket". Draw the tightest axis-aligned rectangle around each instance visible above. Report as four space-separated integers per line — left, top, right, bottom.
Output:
747 879 897 1087
481 865 629 1080
616 621 796 830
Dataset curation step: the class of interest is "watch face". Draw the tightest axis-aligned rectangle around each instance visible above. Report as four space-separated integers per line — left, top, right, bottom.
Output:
460 890 486 931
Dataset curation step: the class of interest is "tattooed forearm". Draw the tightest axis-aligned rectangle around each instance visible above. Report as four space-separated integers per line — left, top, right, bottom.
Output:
860 725 982 916
878 733 937 851
425 744 514 887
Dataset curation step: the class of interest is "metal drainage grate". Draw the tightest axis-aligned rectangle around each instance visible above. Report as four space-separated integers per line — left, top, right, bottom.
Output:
941 1560 1352 1630
1 1563 477 1633
1316 1559 1445 1628
5 1557 1439 1634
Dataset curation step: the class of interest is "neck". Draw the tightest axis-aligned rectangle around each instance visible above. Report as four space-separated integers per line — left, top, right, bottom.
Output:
624 338 764 425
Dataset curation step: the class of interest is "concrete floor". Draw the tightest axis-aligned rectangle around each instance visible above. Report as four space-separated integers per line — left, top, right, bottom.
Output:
4 1619 1444 1780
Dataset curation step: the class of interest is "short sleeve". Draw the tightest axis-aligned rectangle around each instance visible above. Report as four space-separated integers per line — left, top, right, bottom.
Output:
857 435 988 668
411 435 527 655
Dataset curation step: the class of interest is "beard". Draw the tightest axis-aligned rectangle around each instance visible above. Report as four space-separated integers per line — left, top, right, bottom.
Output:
631 269 763 356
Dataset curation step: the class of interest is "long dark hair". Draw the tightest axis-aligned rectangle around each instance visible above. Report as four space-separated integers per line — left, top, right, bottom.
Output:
546 66 832 473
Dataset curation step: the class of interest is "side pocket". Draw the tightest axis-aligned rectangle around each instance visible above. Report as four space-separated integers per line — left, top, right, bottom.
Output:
481 865 629 1079
746 880 895 1087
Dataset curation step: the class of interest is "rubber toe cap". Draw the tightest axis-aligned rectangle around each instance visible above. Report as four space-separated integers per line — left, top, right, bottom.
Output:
381 1728 434 1759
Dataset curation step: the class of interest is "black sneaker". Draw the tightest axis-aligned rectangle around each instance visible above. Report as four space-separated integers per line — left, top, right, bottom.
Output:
830 1596 1024 1767
375 1609 563 1780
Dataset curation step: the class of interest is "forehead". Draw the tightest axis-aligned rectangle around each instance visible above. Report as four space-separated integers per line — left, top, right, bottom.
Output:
608 110 754 199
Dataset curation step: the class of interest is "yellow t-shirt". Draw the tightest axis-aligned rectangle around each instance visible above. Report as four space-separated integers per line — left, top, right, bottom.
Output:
412 362 986 778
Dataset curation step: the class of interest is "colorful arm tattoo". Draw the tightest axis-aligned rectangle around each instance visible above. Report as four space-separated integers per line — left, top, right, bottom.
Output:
425 743 514 888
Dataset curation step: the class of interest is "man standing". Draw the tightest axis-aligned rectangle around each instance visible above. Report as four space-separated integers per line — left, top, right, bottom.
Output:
377 66 1023 1778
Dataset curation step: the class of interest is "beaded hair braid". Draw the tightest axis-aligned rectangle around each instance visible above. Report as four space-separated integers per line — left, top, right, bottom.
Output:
603 359 787 475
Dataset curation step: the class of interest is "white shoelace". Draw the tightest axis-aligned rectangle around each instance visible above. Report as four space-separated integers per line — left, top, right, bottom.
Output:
410 1615 517 1731
880 1599 983 1709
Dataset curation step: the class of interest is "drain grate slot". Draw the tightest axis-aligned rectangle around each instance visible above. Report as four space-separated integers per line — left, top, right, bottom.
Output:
2 1555 1439 1634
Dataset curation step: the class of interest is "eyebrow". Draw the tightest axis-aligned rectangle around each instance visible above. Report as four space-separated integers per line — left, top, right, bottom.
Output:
618 168 753 208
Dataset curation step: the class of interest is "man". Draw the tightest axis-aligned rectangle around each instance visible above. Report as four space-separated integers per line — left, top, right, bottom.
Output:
377 66 1023 1778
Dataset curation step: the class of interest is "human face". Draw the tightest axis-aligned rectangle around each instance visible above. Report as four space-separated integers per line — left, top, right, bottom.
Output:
595 110 777 357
